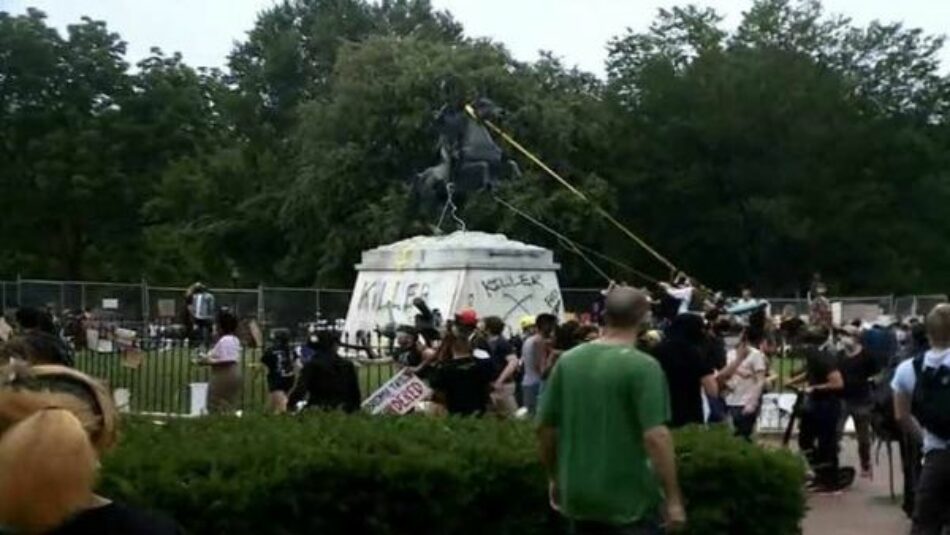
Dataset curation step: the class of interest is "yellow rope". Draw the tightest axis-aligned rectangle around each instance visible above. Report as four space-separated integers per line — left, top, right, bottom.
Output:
493 194 660 285
465 104 681 275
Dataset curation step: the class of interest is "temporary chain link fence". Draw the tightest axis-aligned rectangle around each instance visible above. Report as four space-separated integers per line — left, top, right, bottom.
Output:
3 279 947 332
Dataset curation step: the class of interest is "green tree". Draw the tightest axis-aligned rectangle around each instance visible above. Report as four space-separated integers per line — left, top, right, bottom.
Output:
0 10 227 281
281 37 617 286
144 0 466 285
0 10 131 279
605 0 950 293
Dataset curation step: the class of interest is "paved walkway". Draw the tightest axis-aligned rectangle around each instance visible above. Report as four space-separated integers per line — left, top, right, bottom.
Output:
802 438 911 535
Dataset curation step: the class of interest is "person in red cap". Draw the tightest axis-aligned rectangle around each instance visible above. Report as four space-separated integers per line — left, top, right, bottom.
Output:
456 309 479 329
427 309 494 416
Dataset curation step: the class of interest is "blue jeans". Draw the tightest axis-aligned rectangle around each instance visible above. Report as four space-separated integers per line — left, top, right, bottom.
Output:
522 383 541 415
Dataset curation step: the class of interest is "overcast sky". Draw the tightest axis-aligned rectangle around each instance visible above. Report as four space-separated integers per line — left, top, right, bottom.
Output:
3 0 949 77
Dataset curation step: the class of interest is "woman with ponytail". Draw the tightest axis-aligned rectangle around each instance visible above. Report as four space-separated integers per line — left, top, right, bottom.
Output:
0 364 181 534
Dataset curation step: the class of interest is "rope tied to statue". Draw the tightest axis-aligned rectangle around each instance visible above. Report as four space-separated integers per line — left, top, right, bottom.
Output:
464 104 703 290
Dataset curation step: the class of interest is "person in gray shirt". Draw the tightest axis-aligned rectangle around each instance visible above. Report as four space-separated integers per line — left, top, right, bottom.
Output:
521 313 558 414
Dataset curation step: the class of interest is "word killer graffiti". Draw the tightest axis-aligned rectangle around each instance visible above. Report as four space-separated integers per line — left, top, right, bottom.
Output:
481 273 543 298
357 280 430 314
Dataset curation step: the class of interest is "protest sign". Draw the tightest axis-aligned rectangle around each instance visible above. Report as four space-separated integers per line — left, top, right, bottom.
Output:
362 368 431 415
0 317 11 342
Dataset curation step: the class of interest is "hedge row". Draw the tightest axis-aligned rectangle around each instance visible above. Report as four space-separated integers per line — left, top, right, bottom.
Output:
100 415 806 535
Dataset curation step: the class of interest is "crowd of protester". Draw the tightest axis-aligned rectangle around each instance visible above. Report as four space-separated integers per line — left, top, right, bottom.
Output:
1 274 949 534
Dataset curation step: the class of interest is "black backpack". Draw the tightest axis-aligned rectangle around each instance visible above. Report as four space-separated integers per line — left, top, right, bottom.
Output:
911 355 950 441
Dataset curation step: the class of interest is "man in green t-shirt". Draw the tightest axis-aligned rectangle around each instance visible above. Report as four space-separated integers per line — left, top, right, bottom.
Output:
538 287 685 534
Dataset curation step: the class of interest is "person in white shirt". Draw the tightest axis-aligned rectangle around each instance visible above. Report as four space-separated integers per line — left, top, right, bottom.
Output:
718 331 769 440
196 311 243 414
659 275 696 316
892 305 950 535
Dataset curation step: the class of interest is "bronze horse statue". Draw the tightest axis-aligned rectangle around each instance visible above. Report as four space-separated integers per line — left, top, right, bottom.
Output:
412 97 521 219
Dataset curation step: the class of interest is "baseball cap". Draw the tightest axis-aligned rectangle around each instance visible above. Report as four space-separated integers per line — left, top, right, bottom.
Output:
519 315 536 330
455 309 478 328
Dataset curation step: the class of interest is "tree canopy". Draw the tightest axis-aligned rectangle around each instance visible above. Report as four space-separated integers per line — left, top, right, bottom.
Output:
1 0 948 295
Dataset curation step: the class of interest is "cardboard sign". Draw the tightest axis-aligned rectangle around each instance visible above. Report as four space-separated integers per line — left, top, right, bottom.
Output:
121 349 145 369
157 299 177 318
115 328 137 349
0 317 11 342
362 369 431 415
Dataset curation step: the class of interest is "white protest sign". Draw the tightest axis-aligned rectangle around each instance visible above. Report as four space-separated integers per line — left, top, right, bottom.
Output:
361 368 431 415
0 317 11 342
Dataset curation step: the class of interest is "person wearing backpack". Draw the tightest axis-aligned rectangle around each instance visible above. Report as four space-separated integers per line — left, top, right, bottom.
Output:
289 330 361 413
892 304 950 535
875 322 928 519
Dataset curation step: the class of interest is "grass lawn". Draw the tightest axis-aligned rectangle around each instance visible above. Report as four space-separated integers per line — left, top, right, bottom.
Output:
76 342 806 415
75 346 396 415
771 354 805 391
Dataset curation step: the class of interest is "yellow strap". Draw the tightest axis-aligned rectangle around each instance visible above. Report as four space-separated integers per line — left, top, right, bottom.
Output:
493 194 660 285
465 104 681 275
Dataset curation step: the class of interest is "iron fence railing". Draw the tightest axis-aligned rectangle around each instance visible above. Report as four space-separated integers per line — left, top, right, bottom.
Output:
73 338 398 417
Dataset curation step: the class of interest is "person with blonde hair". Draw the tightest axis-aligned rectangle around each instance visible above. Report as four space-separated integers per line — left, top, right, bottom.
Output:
0 363 181 534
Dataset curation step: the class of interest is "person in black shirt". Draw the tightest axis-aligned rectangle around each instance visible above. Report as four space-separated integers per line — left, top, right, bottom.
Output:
393 325 424 369
47 500 182 535
288 331 361 413
428 309 494 416
703 313 729 371
0 363 181 535
779 305 806 346
792 327 846 492
483 316 519 417
653 314 719 428
4 307 74 367
836 327 880 477
260 329 299 414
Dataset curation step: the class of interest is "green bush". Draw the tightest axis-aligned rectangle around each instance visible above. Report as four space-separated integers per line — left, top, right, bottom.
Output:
100 416 805 535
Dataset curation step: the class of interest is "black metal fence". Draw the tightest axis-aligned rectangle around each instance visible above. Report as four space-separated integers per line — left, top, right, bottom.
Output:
73 339 398 416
